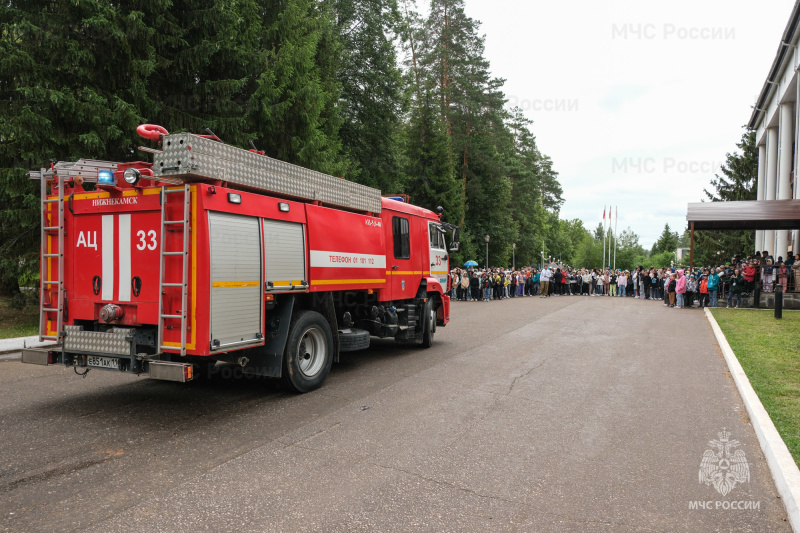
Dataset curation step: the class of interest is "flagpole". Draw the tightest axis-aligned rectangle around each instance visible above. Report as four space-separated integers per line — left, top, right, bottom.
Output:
602 206 607 270
613 206 618 270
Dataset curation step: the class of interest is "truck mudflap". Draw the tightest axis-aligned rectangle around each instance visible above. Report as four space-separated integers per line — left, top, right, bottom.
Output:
423 276 450 326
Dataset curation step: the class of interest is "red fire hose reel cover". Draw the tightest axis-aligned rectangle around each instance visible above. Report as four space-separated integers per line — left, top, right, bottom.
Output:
136 124 169 142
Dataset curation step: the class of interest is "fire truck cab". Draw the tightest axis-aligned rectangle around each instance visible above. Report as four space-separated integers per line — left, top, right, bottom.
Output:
22 126 459 392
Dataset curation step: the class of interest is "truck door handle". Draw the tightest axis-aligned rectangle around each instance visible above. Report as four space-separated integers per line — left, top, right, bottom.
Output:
392 266 399 270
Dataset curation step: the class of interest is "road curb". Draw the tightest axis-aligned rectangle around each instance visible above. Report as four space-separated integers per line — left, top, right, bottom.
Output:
0 336 57 355
705 308 800 532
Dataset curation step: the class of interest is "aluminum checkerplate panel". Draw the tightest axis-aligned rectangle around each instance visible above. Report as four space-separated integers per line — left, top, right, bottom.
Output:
63 326 133 355
153 133 382 214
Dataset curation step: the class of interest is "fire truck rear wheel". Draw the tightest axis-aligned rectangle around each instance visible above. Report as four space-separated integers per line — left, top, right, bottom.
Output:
282 311 334 393
421 297 436 348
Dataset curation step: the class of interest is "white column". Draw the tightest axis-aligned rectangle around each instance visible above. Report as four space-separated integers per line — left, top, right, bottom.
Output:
777 102 794 261
795 78 800 257
795 169 800 256
765 126 779 255
756 143 766 253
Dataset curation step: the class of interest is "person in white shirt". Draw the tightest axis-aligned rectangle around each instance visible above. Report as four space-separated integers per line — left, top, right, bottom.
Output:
540 267 552 297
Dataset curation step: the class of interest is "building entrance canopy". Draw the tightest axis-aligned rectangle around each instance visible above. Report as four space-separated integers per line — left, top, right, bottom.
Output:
686 200 800 231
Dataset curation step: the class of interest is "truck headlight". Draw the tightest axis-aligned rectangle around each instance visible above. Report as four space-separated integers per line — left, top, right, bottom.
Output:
123 168 141 185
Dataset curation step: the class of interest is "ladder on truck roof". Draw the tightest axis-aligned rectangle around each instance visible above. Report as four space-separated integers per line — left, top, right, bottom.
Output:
151 133 383 214
157 185 191 356
39 168 66 342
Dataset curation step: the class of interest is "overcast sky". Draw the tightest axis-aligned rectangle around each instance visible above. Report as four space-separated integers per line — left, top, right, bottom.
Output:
464 0 796 249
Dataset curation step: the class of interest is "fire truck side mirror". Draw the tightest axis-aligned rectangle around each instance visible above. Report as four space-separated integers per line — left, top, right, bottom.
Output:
449 227 460 251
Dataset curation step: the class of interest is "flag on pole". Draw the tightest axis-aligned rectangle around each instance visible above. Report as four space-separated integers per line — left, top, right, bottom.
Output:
603 207 606 220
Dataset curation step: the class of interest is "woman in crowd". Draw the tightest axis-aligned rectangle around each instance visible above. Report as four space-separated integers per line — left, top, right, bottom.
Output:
675 269 686 309
581 269 592 295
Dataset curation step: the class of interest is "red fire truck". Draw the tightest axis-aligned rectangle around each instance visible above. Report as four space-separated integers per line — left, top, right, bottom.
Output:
22 125 459 392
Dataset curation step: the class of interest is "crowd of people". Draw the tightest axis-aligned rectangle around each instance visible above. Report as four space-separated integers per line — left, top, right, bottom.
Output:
449 250 800 309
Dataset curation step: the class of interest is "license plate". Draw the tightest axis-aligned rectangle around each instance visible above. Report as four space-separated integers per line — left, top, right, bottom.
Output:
87 356 119 369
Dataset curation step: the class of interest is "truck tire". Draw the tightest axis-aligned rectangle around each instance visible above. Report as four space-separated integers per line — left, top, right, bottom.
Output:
421 297 436 348
281 311 334 393
338 328 370 352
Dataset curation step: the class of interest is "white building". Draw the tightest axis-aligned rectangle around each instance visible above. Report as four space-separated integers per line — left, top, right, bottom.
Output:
749 2 800 259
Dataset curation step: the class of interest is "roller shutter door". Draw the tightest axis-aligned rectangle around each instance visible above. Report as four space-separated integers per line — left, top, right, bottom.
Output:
262 219 306 288
209 212 262 349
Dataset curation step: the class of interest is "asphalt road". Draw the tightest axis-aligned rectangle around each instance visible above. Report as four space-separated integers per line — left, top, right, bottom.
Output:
0 296 791 532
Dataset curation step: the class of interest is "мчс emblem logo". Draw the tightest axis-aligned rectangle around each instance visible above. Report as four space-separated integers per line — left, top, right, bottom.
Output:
699 428 750 496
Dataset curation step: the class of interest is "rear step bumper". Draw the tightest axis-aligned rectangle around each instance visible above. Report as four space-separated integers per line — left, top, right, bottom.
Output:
21 347 195 382
21 347 59 365
148 361 194 382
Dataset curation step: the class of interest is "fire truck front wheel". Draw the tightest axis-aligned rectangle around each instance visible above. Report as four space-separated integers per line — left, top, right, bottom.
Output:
421 297 436 348
282 311 334 393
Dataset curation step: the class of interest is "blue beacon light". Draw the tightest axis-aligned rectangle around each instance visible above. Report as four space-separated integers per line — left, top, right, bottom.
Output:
97 169 115 186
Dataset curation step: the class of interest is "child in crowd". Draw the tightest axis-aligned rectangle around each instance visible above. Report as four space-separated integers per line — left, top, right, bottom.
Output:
698 270 709 308
777 262 788 293
763 259 774 292
685 275 697 308
666 273 677 307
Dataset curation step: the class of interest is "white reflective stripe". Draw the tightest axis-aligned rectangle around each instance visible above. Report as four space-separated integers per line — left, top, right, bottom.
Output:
309 250 386 269
102 215 114 300
118 214 131 302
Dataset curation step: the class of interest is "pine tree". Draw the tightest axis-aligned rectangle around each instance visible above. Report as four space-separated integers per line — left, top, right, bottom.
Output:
0 0 156 294
694 130 757 266
248 0 350 175
652 223 679 255
417 0 512 263
506 108 547 266
331 0 405 191
143 0 262 147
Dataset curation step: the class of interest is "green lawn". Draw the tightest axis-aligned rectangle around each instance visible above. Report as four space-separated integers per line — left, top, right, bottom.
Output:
0 296 39 339
711 309 800 467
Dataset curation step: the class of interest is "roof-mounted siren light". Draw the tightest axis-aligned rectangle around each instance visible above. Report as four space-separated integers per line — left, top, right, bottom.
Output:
436 206 444 219
97 169 116 187
385 196 406 203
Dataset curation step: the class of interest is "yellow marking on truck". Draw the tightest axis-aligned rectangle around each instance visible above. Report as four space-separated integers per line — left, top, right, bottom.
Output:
310 279 386 286
212 281 261 288
71 188 161 201
270 280 305 287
